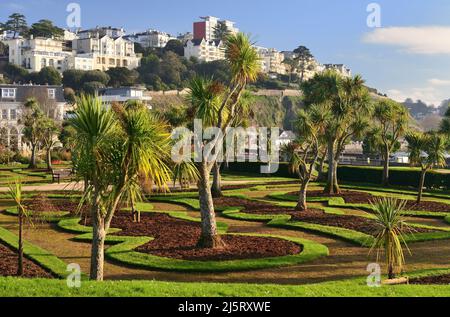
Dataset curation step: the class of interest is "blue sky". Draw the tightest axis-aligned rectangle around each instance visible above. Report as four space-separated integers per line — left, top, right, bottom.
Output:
1 0 450 106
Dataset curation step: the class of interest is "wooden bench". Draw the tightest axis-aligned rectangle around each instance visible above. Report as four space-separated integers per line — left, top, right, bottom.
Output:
51 169 72 184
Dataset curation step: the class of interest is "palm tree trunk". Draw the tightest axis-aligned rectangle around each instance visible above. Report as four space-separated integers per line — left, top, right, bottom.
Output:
29 144 37 169
211 162 222 198
382 148 390 186
324 140 340 194
131 196 140 223
388 264 395 280
296 181 308 211
17 206 24 276
317 150 327 182
417 169 427 204
46 148 52 171
197 163 225 249
90 204 106 281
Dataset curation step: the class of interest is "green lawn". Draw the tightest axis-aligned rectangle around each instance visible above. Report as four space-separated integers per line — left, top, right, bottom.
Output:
1 274 450 297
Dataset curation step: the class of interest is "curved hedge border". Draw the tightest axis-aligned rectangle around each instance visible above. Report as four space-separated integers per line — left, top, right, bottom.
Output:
269 191 450 219
5 207 69 223
221 206 450 247
0 226 75 279
56 210 328 272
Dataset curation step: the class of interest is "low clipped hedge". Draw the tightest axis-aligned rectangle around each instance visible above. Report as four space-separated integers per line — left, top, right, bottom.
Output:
337 166 450 189
57 211 328 272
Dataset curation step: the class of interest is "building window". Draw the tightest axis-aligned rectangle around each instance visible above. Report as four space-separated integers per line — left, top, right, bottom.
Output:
48 89 56 99
10 109 17 120
1 88 16 99
2 109 8 120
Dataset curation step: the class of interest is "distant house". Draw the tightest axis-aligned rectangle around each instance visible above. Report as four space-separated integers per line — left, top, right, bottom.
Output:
97 87 152 109
0 84 68 151
277 130 296 148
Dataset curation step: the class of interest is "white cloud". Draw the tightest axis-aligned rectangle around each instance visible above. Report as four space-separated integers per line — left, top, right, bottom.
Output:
428 78 450 86
363 26 450 55
387 84 448 106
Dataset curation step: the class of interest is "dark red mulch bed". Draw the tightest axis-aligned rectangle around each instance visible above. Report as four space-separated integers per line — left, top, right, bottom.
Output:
211 197 436 236
288 190 374 204
288 190 450 213
84 212 302 261
213 197 274 211
410 275 450 285
0 242 53 278
161 181 298 193
25 194 87 214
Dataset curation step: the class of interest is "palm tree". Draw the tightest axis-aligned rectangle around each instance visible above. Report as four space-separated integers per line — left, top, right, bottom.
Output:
406 131 448 203
301 71 372 194
284 104 326 211
370 197 411 280
372 99 409 186
8 181 29 276
173 160 199 189
41 117 59 171
189 33 260 248
22 98 46 169
283 58 297 87
71 96 171 280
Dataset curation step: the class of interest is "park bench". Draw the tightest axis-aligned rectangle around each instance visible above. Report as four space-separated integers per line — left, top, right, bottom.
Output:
51 169 72 184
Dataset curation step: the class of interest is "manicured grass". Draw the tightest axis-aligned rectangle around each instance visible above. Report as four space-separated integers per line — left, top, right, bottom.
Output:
0 226 72 279
3 271 450 297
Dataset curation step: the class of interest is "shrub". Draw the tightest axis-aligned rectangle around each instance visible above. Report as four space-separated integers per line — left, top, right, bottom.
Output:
337 166 450 189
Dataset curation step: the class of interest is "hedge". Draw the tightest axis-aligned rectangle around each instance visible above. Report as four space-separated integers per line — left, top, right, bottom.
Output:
337 166 450 189
224 162 450 189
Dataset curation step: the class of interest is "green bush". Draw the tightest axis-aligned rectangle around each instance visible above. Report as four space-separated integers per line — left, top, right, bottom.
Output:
225 162 296 178
337 166 450 189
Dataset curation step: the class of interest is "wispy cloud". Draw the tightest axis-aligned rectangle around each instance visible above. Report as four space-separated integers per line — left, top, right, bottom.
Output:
387 82 448 106
428 78 450 86
363 26 450 55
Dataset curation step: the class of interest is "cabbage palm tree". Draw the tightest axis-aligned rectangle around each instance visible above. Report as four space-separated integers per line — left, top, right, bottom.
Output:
71 96 171 280
285 104 326 211
301 71 372 194
189 33 260 248
372 99 409 186
8 181 29 276
406 131 448 203
370 197 411 280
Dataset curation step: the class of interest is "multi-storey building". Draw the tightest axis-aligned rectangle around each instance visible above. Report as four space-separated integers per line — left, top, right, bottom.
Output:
184 38 224 62
6 26 141 74
72 27 141 71
193 16 238 41
256 47 286 75
126 30 176 48
6 36 73 73
323 64 352 77
0 84 67 151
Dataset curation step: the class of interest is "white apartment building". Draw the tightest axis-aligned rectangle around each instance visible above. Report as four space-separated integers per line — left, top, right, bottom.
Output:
184 39 225 62
0 84 67 151
6 26 141 74
256 47 286 75
6 36 73 73
72 28 141 71
126 30 176 48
